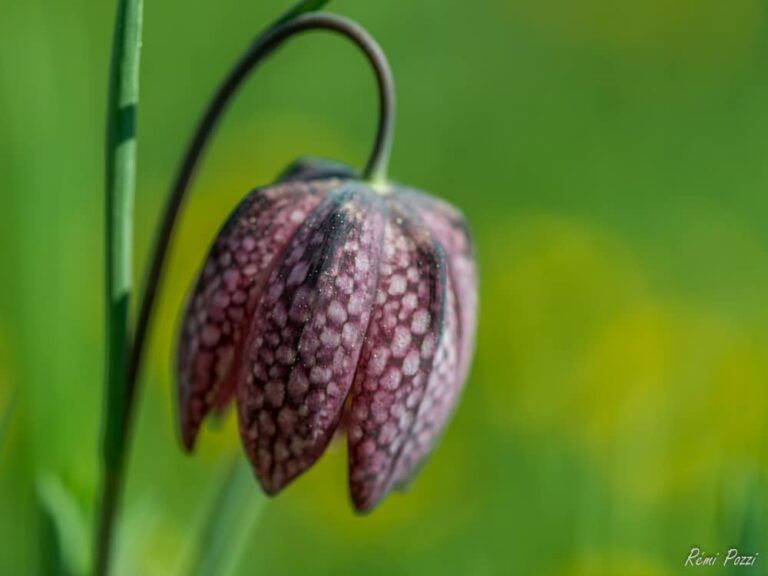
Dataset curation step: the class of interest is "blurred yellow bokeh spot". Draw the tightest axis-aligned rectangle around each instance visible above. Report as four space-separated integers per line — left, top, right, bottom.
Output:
483 214 768 503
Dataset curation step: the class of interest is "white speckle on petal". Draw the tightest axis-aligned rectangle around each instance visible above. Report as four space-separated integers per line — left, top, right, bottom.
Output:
368 347 390 375
328 300 348 325
388 275 406 296
380 368 402 391
403 350 420 376
391 326 412 358
320 328 341 348
411 310 431 335
356 253 370 273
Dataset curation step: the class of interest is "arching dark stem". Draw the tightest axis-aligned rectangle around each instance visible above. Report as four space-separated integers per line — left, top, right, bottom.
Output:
127 11 395 425
127 11 395 420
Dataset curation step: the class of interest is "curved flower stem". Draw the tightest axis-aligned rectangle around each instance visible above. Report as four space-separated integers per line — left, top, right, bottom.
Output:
126 12 395 474
128 13 395 415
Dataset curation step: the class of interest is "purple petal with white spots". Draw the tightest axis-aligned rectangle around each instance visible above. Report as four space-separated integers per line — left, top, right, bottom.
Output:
398 188 478 381
176 180 335 450
346 205 450 511
389 271 460 491
236 186 386 495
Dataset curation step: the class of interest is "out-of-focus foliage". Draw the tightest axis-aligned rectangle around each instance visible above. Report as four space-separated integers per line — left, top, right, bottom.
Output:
1 0 767 574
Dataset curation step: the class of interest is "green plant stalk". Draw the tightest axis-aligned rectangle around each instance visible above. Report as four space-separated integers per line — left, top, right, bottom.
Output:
96 0 143 573
189 456 265 576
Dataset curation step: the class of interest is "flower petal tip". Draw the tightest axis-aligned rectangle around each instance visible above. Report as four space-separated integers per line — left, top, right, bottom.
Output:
236 186 387 494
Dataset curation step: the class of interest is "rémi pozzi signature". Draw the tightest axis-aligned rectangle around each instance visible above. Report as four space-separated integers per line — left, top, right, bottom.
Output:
685 547 759 567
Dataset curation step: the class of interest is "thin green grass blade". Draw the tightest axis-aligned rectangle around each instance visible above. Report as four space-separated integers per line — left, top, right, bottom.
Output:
95 0 143 573
189 457 265 576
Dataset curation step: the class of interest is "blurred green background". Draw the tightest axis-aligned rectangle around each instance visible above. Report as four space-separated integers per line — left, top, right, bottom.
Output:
2 0 768 574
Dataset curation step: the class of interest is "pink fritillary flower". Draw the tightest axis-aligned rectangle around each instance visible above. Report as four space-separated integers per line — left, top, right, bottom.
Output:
177 159 477 511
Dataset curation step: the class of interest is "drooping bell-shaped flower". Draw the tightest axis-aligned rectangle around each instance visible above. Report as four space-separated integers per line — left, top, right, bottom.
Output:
177 158 477 511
